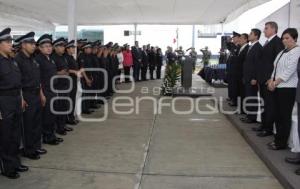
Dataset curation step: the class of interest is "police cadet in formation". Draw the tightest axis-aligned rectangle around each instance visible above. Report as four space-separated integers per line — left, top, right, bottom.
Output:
0 28 29 179
52 38 73 136
106 42 115 96
78 42 94 114
15 32 47 161
65 40 80 125
226 32 241 106
35 34 63 145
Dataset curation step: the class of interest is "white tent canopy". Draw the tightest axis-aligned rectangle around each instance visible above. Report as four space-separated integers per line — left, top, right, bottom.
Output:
0 0 271 31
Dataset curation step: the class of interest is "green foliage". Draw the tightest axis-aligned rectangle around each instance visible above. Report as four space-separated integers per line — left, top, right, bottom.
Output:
161 62 181 96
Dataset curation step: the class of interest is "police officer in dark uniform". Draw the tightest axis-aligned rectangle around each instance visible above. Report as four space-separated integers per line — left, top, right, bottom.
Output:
14 32 47 160
226 32 241 106
65 40 80 125
52 38 73 135
0 28 28 179
78 42 94 114
35 34 63 145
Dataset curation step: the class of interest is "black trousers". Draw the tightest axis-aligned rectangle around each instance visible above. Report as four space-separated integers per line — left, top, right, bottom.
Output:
156 65 162 79
141 64 148 81
133 63 141 81
231 75 244 105
149 66 155 80
0 95 22 173
274 88 296 147
124 66 131 82
42 89 57 142
259 83 275 133
55 93 69 133
81 80 92 113
68 77 77 122
244 82 258 121
22 91 42 155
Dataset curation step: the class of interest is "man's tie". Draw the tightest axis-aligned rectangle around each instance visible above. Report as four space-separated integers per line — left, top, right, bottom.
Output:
263 40 269 47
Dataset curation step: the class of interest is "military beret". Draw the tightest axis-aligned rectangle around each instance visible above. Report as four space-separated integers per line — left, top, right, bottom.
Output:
15 32 35 44
37 34 52 45
0 28 12 42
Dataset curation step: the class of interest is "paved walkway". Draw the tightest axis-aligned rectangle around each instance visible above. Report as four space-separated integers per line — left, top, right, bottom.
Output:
0 79 283 189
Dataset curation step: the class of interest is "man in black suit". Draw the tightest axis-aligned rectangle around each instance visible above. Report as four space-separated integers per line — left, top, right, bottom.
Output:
131 41 142 82
255 22 284 137
230 33 249 108
141 45 149 81
241 29 263 124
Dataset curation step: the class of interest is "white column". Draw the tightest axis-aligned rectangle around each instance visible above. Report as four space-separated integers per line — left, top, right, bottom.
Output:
68 0 77 44
134 23 137 43
192 25 195 48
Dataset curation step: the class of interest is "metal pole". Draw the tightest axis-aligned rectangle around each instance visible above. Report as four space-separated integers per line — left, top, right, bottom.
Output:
68 0 77 46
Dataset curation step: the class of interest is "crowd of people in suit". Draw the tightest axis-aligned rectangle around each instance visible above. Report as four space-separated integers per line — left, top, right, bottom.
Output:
0 27 164 179
226 21 300 175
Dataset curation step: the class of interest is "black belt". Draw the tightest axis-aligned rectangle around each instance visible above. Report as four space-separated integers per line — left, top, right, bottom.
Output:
0 89 21 96
23 87 40 95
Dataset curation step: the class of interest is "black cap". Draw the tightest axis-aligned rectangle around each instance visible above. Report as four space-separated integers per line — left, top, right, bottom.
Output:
53 37 66 47
232 31 241 37
112 43 119 50
12 42 21 51
0 28 12 42
77 39 87 43
66 40 75 48
82 42 92 49
92 40 101 48
105 42 113 48
15 32 35 44
37 34 52 46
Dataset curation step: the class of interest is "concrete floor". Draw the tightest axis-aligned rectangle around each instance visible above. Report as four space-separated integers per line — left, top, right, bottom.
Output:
0 79 283 189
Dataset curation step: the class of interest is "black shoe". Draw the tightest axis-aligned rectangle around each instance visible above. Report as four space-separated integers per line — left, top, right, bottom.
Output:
241 118 257 124
228 102 237 107
1 172 20 179
64 126 73 132
295 168 300 175
43 139 60 145
252 126 264 132
257 131 273 137
36 149 47 155
56 130 67 136
285 157 300 165
16 165 29 172
268 143 286 151
23 153 40 160
66 120 77 125
56 137 64 143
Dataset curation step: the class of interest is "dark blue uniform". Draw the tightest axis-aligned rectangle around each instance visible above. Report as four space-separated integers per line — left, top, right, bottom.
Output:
0 54 22 174
52 52 70 134
35 53 58 143
15 51 42 156
65 53 79 122
78 52 94 113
